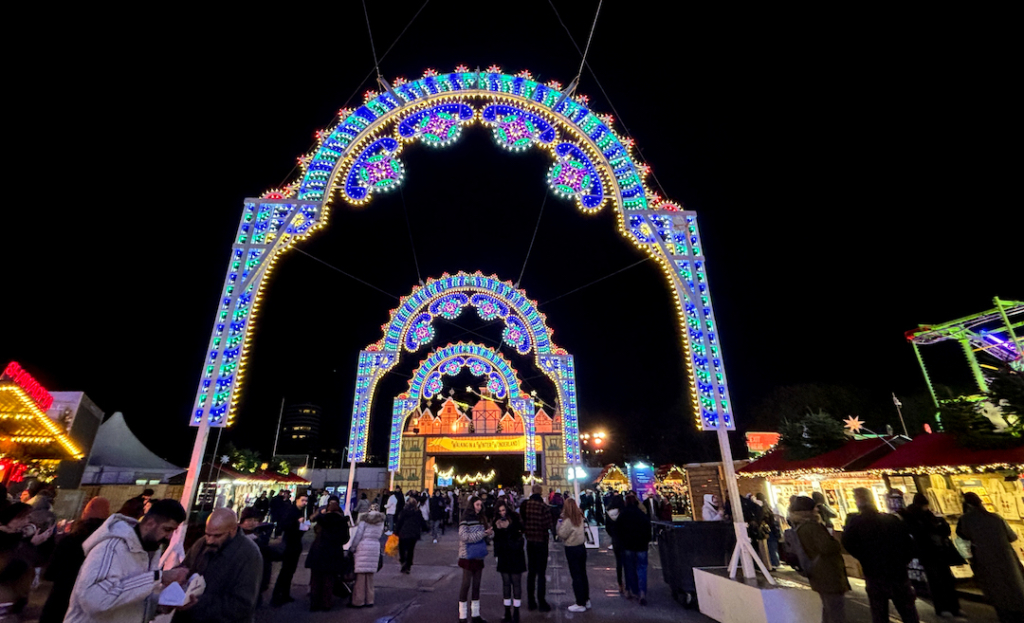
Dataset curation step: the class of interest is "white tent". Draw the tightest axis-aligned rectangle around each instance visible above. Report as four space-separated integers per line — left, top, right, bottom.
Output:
81 412 184 485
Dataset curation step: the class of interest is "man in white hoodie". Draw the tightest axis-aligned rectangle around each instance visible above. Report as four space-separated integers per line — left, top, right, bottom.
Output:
65 499 189 623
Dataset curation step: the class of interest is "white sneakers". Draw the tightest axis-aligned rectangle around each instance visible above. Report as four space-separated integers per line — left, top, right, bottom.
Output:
586 600 591 609
567 605 587 613
433 539 438 543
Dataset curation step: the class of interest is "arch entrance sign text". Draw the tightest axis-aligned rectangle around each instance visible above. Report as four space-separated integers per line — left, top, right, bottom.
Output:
179 66 764 579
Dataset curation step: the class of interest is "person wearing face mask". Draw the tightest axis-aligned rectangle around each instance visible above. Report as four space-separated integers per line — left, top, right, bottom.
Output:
64 498 190 623
172 508 262 623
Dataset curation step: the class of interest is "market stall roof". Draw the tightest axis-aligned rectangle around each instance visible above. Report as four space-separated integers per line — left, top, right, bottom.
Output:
274 471 312 485
656 464 687 481
738 437 902 478
88 412 182 473
867 432 1024 474
596 464 628 482
1 362 83 460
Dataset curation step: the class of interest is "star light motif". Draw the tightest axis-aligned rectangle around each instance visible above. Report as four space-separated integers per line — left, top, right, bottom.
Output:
843 415 864 433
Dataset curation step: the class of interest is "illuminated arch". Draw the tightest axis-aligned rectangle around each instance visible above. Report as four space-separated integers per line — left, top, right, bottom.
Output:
347 275 579 470
386 342 537 472
373 271 564 356
189 67 735 480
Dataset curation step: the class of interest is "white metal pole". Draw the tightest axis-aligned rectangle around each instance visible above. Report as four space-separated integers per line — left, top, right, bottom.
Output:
345 459 357 520
179 416 211 516
572 464 581 501
271 397 285 459
717 423 756 580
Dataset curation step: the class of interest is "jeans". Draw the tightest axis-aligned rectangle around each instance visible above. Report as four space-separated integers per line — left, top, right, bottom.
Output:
526 540 548 602
431 519 443 539
386 514 395 532
564 544 589 607
865 577 919 623
766 535 781 568
622 549 648 596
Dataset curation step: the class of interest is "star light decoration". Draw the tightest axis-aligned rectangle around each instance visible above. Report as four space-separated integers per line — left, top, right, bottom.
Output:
843 415 865 433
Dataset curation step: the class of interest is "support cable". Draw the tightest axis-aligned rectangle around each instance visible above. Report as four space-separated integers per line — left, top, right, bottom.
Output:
275 1 431 188
516 189 549 288
294 248 399 300
539 256 651 307
399 187 424 285
547 0 670 200
361 0 382 80
575 0 603 84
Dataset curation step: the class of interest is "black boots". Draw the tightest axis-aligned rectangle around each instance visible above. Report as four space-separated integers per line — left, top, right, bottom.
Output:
502 606 512 623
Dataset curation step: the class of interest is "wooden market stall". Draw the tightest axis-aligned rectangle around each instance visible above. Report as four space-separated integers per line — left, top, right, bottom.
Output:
656 464 691 517
595 464 629 491
737 437 901 529
867 432 1024 563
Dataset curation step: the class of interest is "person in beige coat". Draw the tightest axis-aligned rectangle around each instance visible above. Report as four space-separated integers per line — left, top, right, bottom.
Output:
556 499 590 613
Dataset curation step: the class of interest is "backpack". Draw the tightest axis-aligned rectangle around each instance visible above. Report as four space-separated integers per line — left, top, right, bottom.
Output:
783 525 819 576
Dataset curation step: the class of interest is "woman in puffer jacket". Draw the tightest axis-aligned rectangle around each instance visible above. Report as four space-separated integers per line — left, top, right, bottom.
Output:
458 496 493 623
348 505 385 608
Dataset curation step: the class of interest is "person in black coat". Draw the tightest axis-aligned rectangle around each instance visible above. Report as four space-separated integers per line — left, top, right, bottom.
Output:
395 498 425 573
842 487 920 623
617 494 652 604
900 493 963 618
305 498 351 612
493 499 527 623
271 493 309 607
604 494 626 595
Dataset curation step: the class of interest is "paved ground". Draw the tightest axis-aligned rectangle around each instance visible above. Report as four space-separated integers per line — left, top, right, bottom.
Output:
11 526 1005 622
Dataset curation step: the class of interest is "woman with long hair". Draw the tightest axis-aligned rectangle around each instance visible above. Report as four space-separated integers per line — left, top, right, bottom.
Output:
493 498 527 622
556 498 590 613
458 496 493 623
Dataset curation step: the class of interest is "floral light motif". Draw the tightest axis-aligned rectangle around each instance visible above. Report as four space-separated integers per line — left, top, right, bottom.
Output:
405 313 435 351
547 143 604 210
429 293 470 319
398 103 474 148
344 137 405 203
481 104 556 152
470 294 509 321
503 316 530 354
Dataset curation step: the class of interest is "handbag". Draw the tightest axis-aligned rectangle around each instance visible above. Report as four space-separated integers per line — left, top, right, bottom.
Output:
466 540 488 560
384 533 400 558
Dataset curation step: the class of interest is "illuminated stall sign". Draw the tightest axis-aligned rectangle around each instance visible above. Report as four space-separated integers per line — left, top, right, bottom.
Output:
1 361 54 411
425 435 543 455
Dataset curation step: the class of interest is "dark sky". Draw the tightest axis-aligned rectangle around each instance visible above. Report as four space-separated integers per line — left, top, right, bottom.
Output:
3 4 1019 468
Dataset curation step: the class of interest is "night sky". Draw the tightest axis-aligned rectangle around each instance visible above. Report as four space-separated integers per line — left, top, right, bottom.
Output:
4 4 1018 470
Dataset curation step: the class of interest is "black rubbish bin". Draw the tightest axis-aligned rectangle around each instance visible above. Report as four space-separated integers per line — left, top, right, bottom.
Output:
655 520 735 608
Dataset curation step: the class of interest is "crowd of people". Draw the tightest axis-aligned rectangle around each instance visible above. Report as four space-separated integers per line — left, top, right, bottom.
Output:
3 475 1020 623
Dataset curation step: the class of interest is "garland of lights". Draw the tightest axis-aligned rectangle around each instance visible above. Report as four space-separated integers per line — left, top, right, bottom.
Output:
189 67 735 472
455 470 496 484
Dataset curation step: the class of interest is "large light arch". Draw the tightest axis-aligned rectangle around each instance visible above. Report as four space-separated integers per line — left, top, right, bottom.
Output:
185 67 735 500
386 342 537 473
347 273 578 471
